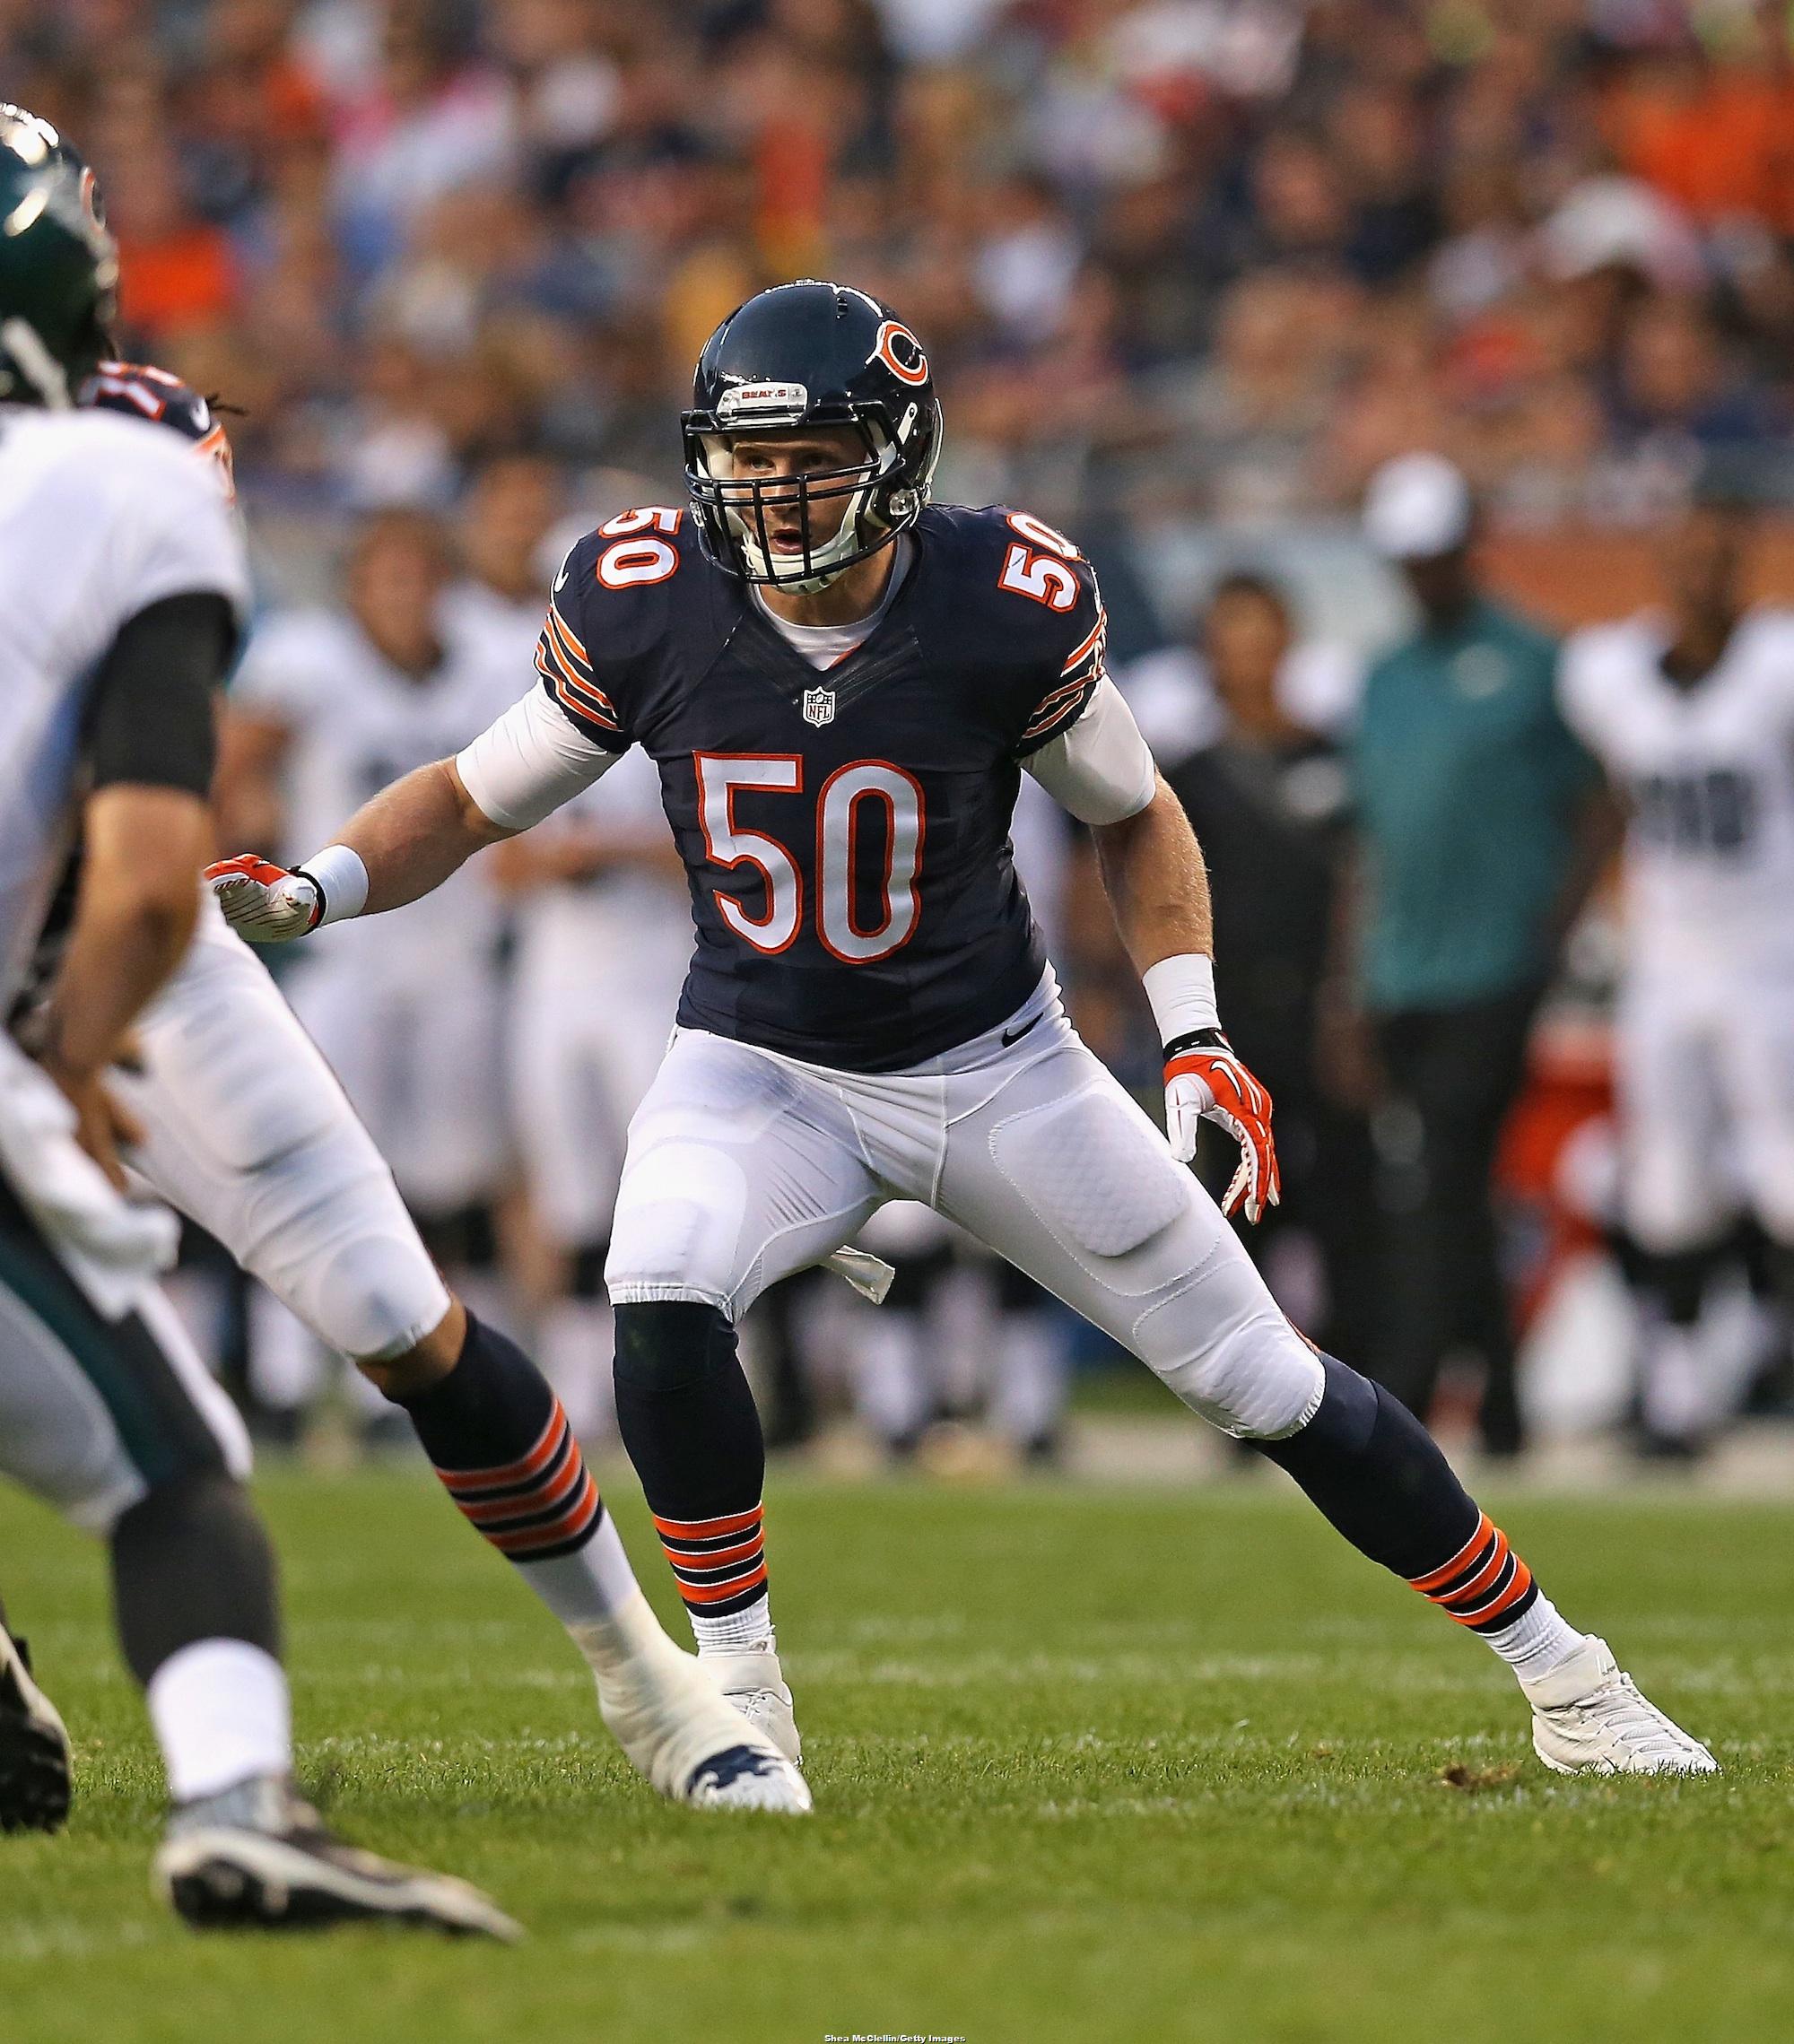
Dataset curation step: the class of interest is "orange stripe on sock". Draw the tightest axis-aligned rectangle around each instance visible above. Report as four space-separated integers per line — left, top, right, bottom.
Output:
651 1505 763 1540
1435 1533 1511 1611
661 1530 763 1571
1407 1513 1494 1595
456 1448 587 1528
1458 1560 1535 1629
438 1406 569 1494
485 1472 601 1556
675 1561 769 1605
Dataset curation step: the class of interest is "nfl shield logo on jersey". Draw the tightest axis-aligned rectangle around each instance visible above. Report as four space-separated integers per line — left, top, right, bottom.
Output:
802 686 836 727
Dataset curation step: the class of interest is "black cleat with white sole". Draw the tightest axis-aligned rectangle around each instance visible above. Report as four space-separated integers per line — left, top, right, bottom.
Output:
0 1626 72 1835
152 1776 521 1939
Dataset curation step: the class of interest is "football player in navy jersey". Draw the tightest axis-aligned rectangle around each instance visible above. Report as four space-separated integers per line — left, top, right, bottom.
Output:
212 281 1715 1779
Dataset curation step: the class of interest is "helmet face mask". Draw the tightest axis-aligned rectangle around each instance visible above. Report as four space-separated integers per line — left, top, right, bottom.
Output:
692 417 909 594
684 282 941 594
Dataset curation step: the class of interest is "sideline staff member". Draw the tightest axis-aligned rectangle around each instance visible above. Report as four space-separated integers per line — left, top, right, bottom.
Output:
1352 454 1604 1456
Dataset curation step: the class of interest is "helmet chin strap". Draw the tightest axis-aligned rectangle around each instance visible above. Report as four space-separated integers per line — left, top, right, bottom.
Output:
0 317 71 407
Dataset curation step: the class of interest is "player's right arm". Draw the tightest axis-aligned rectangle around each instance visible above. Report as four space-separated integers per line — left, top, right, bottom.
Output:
209 548 630 940
46 593 239 1184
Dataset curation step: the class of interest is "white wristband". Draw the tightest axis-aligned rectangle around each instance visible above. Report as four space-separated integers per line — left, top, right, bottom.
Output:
1143 952 1220 1045
298 843 370 927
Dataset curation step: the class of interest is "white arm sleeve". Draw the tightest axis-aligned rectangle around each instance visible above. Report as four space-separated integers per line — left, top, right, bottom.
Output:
1023 676 1159 824
456 687 623 831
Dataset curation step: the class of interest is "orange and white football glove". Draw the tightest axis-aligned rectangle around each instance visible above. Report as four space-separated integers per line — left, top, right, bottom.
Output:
1163 1029 1281 1224
204 854 322 943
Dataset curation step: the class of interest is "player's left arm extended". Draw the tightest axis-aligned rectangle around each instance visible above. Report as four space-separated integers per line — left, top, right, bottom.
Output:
1085 768 1280 1222
206 687 621 940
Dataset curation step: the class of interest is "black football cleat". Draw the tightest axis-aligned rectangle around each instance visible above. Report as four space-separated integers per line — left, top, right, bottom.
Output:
152 1776 520 1939
0 1624 73 1834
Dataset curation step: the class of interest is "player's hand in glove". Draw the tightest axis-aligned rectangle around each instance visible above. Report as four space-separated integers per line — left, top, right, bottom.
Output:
1163 1029 1281 1223
204 854 321 943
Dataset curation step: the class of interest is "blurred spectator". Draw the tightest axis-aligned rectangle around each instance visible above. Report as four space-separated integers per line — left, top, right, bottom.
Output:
218 509 527 1420
1161 573 1376 1360
18 1 1794 535
1350 454 1606 1456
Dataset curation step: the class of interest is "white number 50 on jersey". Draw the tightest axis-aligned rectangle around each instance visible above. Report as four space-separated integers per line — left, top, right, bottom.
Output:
695 754 924 963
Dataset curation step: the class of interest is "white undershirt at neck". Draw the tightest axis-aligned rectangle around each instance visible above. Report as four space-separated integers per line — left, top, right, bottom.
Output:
749 537 914 671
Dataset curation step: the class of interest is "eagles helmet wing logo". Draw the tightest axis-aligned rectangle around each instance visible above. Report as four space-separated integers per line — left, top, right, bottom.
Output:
802 686 836 727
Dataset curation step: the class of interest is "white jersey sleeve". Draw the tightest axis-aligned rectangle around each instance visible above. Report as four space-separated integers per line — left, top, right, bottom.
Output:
1023 675 1158 824
1557 619 1650 764
456 685 622 831
113 431 251 629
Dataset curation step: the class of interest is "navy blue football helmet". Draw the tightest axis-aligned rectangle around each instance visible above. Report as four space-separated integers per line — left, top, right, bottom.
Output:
683 280 942 593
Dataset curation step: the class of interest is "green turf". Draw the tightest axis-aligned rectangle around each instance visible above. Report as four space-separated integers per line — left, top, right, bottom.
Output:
0 1466 1788 2044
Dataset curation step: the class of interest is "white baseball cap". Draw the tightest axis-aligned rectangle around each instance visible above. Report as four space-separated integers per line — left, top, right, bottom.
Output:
1362 452 1474 561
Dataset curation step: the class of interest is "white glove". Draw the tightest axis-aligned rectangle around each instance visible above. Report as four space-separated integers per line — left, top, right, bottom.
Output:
204 854 320 944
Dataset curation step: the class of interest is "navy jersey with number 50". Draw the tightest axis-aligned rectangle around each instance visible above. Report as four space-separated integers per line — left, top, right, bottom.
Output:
534 503 1109 1072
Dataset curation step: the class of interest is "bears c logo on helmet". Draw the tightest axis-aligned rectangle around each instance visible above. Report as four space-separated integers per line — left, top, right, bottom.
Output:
873 319 929 387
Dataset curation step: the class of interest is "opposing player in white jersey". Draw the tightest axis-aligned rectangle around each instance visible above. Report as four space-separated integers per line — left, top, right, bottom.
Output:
39 369 806 1818
223 509 521 1348
446 456 693 1440
213 281 1716 1781
0 111 518 1929
1560 491 1794 1448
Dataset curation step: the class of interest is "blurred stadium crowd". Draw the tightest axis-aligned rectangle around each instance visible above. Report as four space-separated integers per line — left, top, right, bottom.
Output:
15 0 1794 530
14 0 1794 1466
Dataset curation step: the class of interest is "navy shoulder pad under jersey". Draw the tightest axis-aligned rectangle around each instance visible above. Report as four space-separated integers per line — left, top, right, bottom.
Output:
908 503 1109 755
534 507 731 752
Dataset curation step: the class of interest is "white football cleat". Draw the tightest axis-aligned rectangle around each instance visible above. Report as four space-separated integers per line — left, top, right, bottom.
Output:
576 1600 809 1814
1521 1635 1718 1777
700 1648 803 1766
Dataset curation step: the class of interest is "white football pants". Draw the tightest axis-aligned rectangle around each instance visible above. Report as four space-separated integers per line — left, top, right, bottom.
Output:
115 900 451 1362
1616 961 1794 1252
0 1035 249 1532
606 975 1325 1439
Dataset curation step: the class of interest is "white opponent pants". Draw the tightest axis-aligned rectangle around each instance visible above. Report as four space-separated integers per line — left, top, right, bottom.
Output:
0 1035 249 1533
114 900 451 1363
1615 962 1794 1253
509 887 689 1248
606 976 1326 1440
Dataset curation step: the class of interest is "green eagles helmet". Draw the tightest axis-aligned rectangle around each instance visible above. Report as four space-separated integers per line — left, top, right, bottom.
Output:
0 103 117 408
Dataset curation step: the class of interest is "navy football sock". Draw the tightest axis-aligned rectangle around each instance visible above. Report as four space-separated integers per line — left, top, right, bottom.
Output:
614 1303 771 1638
1257 1356 1540 1633
396 1313 612 1570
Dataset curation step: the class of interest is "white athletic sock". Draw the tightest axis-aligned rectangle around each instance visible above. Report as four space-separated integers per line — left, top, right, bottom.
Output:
146 1639 292 1802
692 1597 776 1657
516 1511 643 1631
1479 1594 1584 1684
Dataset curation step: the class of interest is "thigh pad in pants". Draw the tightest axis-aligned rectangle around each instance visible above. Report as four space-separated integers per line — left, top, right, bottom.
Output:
605 1030 881 1318
939 1036 1325 1438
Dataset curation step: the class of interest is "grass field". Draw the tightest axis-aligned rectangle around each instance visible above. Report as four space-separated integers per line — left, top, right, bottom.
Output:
1 1464 1790 2044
